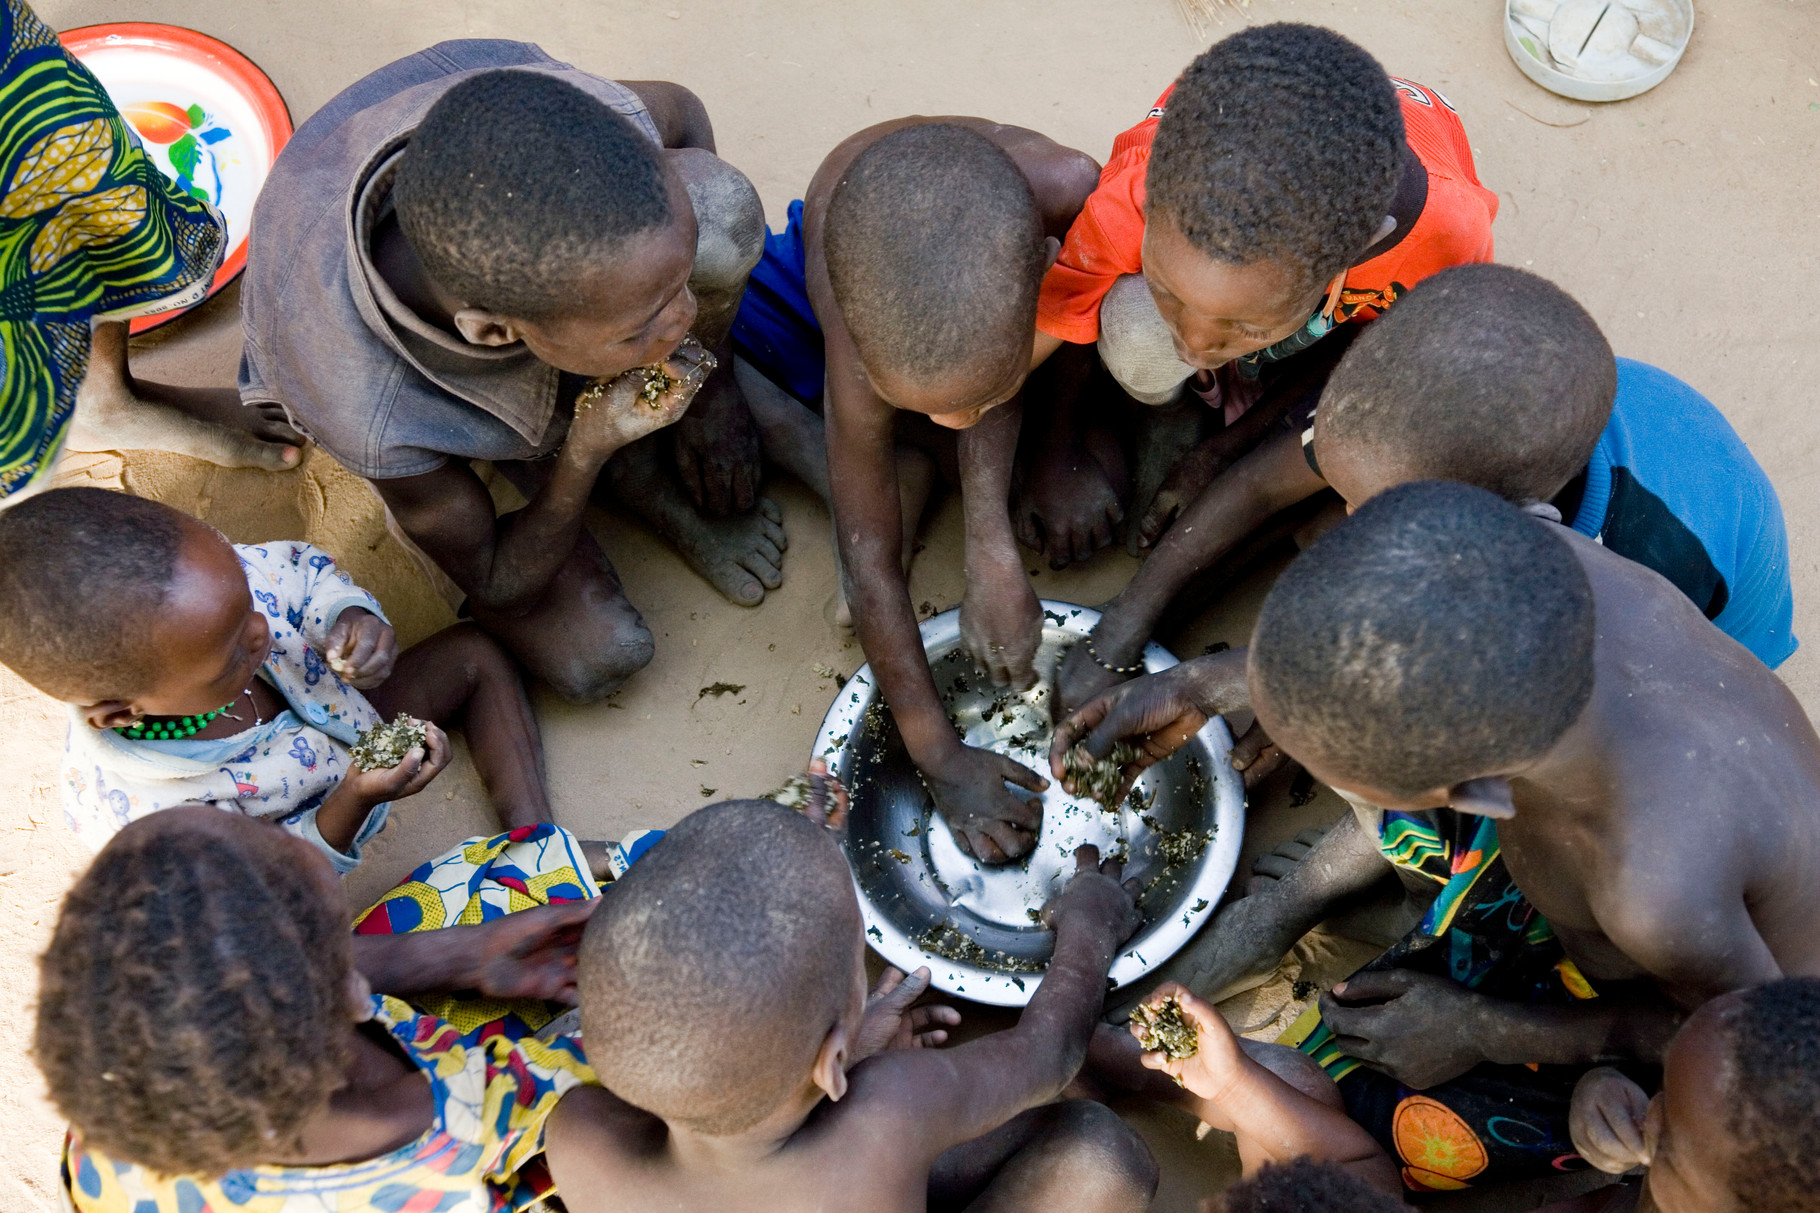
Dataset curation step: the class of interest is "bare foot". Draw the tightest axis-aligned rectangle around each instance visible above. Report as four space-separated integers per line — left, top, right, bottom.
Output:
606 433 788 605
70 321 303 470
1125 395 1211 556
671 348 761 518
1014 425 1129 570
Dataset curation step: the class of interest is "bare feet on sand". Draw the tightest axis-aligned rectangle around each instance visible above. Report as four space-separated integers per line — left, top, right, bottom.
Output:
69 321 303 470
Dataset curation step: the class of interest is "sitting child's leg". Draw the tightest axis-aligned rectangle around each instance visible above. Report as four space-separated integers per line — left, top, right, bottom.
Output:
927 1100 1157 1213
364 622 550 830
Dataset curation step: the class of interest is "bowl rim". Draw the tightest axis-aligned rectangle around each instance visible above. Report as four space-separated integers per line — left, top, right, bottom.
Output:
815 600 1246 1007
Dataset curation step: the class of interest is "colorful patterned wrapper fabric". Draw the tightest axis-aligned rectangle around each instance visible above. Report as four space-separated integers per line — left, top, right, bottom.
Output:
0 0 225 500
1281 811 1602 1192
354 824 602 1045
62 824 604 1213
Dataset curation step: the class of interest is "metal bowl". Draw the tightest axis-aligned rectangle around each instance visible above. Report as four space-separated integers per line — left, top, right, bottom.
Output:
813 602 1245 1006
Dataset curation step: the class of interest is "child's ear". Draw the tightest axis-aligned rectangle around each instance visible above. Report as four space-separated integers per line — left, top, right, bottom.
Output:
1448 776 1516 820
810 1022 852 1103
83 701 140 731
452 308 524 348
1042 235 1062 272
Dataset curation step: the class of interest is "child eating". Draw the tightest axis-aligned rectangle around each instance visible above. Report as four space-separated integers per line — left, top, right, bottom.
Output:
1060 263 1794 714
1022 22 1496 572
545 797 1159 1212
1114 978 1820 1213
39 806 606 1212
0 487 552 872
1053 481 1820 1193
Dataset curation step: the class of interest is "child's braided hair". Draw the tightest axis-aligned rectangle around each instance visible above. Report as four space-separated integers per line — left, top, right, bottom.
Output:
35 812 353 1178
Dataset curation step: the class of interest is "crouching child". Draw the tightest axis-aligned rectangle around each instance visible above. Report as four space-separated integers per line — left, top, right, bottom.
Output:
546 796 1160 1212
0 487 553 873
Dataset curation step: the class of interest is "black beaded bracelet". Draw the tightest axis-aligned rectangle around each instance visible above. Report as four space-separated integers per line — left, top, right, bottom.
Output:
1083 635 1144 676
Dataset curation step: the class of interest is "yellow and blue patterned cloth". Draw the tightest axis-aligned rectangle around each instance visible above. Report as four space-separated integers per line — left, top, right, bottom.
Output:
63 824 603 1213
0 0 225 501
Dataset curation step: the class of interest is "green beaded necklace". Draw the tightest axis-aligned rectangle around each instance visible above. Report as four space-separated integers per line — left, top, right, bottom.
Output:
117 698 241 741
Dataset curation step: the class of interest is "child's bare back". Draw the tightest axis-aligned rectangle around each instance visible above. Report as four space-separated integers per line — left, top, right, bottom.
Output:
546 796 1157 1212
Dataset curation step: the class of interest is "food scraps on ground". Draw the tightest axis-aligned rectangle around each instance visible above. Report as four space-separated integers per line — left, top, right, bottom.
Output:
1131 995 1199 1062
1062 742 1144 807
698 681 745 700
350 717 428 771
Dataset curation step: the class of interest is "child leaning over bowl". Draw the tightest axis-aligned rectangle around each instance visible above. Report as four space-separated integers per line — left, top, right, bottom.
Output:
0 487 556 874
544 792 1160 1213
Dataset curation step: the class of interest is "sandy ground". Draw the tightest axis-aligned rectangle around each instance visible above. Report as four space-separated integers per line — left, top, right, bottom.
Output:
3 0 1818 1208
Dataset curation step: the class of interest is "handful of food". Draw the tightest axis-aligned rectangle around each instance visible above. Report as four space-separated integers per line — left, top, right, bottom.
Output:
349 717 429 771
1061 741 1144 808
764 773 814 810
1130 995 1199 1062
575 335 718 414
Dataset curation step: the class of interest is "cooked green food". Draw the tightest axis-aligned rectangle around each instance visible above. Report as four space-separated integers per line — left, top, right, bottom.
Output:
763 774 814 810
916 923 1047 974
1130 996 1199 1061
638 363 677 407
1062 742 1144 808
349 717 428 771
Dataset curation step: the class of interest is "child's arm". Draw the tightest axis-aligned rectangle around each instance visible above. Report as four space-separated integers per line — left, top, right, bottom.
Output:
850 846 1140 1153
820 310 1046 864
617 80 716 150
373 345 707 619
1055 427 1326 716
352 899 599 1002
1135 985 1404 1196
314 719 451 849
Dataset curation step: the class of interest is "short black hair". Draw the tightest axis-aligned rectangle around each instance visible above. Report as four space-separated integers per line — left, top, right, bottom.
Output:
824 123 1044 381
1221 1157 1406 1213
578 800 859 1135
35 811 352 1178
394 70 673 320
1727 977 1820 1212
1147 24 1405 298
1319 265 1617 504
0 487 186 699
1251 480 1595 797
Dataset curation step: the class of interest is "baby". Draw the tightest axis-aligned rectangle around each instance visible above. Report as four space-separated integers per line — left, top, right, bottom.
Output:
545 796 1159 1212
0 487 552 872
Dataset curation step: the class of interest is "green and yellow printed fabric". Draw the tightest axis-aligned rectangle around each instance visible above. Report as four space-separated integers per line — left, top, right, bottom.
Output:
0 0 224 500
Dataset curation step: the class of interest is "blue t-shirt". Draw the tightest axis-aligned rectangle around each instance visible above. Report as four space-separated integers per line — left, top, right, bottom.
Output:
1566 359 1796 668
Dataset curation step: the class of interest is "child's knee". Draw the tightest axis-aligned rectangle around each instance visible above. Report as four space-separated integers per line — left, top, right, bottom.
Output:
672 148 764 298
541 630 656 703
1045 1100 1159 1201
1096 273 1192 405
1241 1040 1344 1110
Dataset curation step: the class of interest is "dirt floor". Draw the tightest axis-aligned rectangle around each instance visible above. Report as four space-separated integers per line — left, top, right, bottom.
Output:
3 0 1818 1208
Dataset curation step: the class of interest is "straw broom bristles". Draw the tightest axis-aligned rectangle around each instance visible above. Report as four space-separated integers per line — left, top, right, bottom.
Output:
1176 0 1253 38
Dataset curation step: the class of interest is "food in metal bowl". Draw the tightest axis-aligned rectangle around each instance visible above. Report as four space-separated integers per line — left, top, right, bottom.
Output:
815 602 1245 1006
1062 741 1145 809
